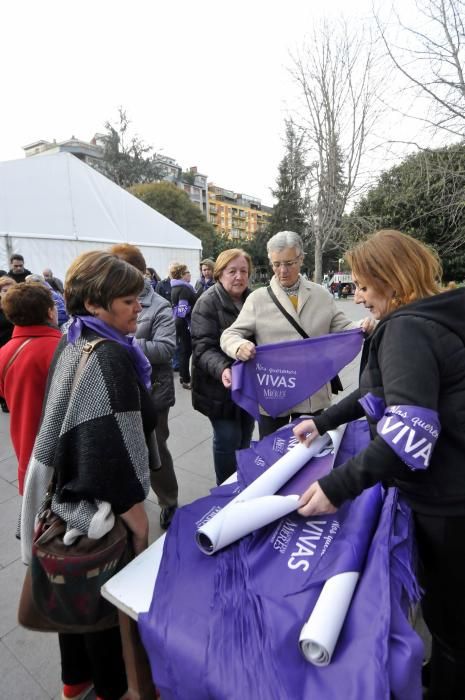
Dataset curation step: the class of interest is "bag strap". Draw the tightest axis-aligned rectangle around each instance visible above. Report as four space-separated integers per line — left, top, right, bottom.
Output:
267 286 343 394
45 337 110 502
267 286 309 339
1 338 34 384
70 337 109 394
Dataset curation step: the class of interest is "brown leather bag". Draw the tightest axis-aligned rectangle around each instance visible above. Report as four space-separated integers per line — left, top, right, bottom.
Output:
17 338 133 633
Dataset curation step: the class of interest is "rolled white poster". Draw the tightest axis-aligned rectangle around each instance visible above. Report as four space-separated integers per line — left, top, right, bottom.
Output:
196 429 344 555
299 571 360 666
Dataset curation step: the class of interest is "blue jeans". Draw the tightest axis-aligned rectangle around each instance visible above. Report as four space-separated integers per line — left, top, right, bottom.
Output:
210 411 255 484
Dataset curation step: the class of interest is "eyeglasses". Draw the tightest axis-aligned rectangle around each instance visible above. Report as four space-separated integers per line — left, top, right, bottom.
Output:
270 256 302 270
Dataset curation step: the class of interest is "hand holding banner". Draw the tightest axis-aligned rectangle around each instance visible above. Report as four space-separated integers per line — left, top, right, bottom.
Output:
231 329 364 419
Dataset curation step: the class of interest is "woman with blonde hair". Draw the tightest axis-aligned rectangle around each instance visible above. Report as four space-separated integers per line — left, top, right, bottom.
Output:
191 249 255 483
293 229 465 698
170 262 197 389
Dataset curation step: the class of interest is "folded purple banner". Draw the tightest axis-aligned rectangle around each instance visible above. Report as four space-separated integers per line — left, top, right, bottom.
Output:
237 422 337 497
138 421 423 700
231 329 364 419
360 393 441 471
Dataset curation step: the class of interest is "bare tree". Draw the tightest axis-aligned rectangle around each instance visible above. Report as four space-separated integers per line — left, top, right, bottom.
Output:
290 21 378 282
377 0 465 138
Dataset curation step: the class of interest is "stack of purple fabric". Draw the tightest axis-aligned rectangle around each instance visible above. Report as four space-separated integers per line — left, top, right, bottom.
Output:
139 421 424 700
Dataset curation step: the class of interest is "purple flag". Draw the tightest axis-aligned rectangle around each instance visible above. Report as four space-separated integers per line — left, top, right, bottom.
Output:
360 393 441 471
237 422 339 497
231 329 364 419
138 421 423 700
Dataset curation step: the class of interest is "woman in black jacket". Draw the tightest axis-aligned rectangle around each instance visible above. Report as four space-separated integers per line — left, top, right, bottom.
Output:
294 229 465 699
170 263 197 389
191 249 255 484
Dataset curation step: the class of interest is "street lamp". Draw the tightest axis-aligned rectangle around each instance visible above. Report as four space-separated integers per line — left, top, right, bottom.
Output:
338 258 344 272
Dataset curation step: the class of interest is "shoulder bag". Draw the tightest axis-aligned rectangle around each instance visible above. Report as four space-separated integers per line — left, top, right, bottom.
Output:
18 338 133 633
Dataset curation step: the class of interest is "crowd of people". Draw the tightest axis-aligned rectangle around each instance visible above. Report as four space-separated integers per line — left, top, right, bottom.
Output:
0 229 463 698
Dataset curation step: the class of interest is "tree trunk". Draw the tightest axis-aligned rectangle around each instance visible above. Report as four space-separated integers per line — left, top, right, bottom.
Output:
314 234 323 283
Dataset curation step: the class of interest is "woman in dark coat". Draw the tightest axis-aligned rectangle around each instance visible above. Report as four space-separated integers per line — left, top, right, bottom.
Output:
170 263 197 389
191 249 255 484
294 230 465 699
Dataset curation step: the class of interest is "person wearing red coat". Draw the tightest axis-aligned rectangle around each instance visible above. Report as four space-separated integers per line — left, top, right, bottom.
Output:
0 283 61 493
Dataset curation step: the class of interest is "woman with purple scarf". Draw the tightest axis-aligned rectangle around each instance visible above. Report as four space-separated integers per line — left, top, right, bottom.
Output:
294 230 465 699
170 262 197 389
21 251 157 700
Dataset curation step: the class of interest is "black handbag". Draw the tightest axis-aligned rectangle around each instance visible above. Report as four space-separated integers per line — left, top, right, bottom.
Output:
266 286 343 394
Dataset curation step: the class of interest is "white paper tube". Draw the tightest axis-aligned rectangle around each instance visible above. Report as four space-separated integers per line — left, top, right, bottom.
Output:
196 430 343 555
299 571 360 666
196 494 300 554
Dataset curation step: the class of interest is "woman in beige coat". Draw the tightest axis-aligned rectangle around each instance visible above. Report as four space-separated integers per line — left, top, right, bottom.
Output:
220 231 370 436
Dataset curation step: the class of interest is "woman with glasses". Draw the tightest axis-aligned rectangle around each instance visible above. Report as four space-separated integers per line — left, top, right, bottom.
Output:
220 231 367 437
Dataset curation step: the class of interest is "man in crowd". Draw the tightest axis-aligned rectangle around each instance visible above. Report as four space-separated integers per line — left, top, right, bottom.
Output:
7 254 32 283
43 268 64 293
110 244 179 530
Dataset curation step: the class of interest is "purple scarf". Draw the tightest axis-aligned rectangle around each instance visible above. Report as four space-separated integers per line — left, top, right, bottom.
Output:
138 421 423 700
67 315 152 389
232 329 364 419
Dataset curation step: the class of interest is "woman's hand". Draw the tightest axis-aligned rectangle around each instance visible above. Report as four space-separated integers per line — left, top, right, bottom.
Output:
236 341 256 361
120 503 149 556
222 367 232 388
292 419 320 446
298 482 337 517
360 317 377 335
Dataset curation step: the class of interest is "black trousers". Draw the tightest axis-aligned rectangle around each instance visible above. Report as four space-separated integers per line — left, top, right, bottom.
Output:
150 407 178 507
59 627 127 700
414 512 465 699
258 410 322 439
176 321 192 384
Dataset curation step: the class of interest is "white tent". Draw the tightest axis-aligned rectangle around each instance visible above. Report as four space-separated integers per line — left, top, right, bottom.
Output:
0 152 202 279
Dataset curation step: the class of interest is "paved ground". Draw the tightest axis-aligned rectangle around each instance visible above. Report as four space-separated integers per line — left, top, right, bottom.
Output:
0 299 410 699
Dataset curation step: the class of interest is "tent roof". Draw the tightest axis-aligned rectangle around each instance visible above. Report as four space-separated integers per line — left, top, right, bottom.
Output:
0 152 202 251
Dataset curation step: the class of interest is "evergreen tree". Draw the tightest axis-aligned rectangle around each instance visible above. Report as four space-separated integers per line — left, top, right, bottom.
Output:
269 120 309 237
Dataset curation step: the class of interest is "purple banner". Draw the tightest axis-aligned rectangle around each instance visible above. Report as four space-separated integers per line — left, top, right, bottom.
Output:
237 422 338 497
231 329 364 419
138 421 423 700
360 393 440 471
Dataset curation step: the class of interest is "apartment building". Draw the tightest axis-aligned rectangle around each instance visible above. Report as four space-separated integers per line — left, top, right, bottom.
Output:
23 136 104 164
152 154 209 217
208 185 272 240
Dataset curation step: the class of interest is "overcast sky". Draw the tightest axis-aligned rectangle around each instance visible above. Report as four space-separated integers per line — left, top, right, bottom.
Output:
1 0 436 205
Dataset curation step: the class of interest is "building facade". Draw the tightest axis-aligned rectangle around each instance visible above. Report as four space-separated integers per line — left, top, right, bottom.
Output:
152 154 209 217
208 185 272 240
23 136 104 164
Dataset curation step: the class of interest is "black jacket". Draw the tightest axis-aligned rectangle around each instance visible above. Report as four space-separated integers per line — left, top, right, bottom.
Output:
7 268 32 284
191 282 251 419
315 288 465 516
170 281 197 330
155 278 172 303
